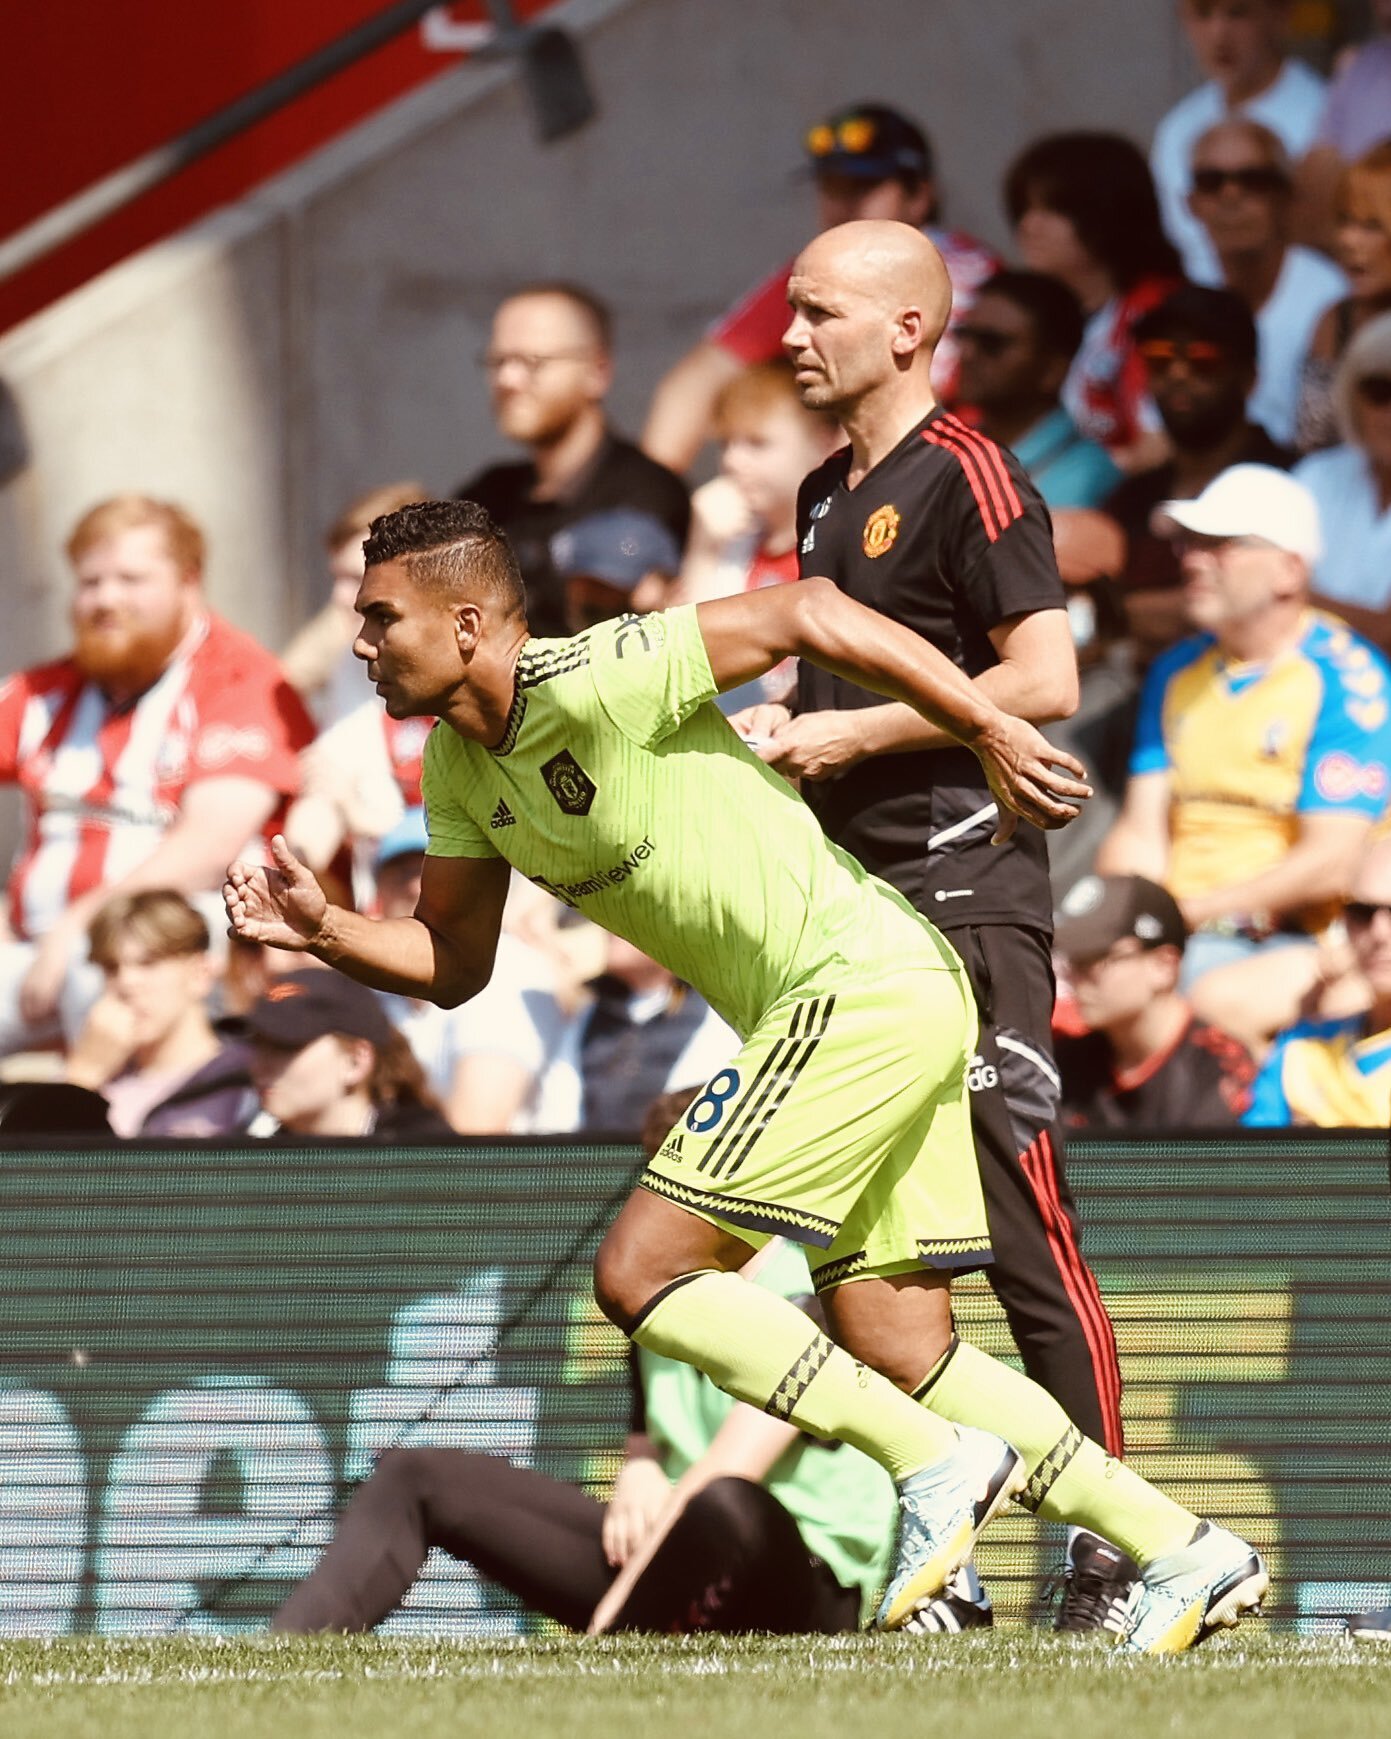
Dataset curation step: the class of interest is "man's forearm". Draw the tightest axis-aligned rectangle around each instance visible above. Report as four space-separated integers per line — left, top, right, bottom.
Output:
309 905 486 1006
1183 847 1352 927
825 659 1076 760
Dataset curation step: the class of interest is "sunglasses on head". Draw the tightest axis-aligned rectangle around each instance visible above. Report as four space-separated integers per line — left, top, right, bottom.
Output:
806 118 880 158
953 325 1020 358
1356 375 1391 409
1191 165 1288 198
1137 338 1230 377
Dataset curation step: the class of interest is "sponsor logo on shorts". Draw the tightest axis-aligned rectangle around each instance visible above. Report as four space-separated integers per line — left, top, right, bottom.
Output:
541 748 597 816
529 836 656 907
490 799 516 829
862 503 901 558
655 1133 685 1166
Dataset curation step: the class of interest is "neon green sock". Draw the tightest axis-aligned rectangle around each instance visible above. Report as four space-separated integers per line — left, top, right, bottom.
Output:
917 1338 1195 1564
633 1269 960 1482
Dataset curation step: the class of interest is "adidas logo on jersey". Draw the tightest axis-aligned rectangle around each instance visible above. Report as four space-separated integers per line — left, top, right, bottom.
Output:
490 799 516 829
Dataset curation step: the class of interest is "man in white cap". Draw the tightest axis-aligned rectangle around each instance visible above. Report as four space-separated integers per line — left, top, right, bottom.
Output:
1097 463 1391 1051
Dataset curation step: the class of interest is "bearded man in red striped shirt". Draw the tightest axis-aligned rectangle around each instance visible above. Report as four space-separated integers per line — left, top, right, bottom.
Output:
732 219 1131 1633
0 495 314 1052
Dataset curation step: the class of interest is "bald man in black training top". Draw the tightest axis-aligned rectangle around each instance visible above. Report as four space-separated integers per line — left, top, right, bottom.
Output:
737 219 1132 1631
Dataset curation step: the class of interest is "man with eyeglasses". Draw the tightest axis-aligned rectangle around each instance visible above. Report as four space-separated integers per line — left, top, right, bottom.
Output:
640 104 999 473
1097 463 1391 1054
1053 873 1255 1129
1100 285 1295 664
1186 118 1347 444
1246 835 1391 1126
457 283 690 640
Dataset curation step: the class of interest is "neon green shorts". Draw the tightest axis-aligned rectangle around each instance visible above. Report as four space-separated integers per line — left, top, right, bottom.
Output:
640 955 991 1290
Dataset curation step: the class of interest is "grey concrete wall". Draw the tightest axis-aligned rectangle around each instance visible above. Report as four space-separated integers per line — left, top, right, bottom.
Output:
0 0 1195 676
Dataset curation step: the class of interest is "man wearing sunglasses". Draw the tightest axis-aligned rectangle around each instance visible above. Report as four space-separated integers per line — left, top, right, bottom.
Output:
641 104 999 473
1097 463 1391 1054
1101 285 1295 664
1246 836 1391 1126
1151 0 1326 284
1187 118 1347 445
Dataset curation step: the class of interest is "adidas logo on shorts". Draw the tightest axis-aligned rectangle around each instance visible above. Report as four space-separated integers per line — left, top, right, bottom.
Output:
490 799 516 829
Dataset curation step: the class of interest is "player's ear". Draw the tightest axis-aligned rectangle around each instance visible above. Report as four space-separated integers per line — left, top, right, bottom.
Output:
453 599 484 653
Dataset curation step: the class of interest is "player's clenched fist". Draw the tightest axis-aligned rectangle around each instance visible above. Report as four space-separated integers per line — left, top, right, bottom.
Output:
223 834 328 951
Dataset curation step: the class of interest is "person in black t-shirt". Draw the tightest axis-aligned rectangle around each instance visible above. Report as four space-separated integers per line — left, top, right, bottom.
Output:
1053 874 1255 1130
735 218 1129 1631
1099 286 1295 666
457 284 690 640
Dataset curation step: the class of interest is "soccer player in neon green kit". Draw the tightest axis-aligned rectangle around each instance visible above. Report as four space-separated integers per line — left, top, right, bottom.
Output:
225 236 1266 1655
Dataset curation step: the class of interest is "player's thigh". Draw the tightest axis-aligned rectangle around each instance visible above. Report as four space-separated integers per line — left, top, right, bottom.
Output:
813 1056 990 1291
641 967 974 1250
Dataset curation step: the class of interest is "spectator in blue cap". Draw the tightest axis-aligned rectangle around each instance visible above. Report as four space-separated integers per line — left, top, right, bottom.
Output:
550 507 683 632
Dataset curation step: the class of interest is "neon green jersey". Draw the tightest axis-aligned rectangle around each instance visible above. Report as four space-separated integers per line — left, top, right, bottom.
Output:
420 607 948 1039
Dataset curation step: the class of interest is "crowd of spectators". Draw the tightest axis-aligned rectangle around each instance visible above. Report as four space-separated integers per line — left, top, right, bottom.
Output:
4 0 1391 1141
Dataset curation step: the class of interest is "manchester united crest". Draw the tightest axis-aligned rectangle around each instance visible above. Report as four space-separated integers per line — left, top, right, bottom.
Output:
541 748 597 816
862 504 900 558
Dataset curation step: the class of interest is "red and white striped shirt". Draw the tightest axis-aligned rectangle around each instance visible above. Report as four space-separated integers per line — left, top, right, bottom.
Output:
0 613 315 939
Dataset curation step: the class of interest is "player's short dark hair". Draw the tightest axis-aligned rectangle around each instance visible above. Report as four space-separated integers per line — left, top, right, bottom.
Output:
1005 132 1180 292
501 281 612 353
974 270 1087 363
1132 285 1259 372
362 499 527 618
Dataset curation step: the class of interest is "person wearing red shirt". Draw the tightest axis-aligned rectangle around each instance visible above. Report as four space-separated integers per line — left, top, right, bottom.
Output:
0 494 315 1051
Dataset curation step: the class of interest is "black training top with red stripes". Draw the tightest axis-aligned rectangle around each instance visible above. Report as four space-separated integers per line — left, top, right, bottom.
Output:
794 406 1065 930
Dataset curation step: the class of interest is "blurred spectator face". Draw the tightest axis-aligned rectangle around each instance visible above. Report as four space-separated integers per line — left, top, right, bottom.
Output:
248 1031 371 1132
718 395 839 527
814 172 933 230
1188 127 1291 255
1177 532 1291 632
954 289 1065 415
1335 167 1391 303
99 938 213 1054
1139 329 1254 447
1066 938 1181 1031
329 536 368 626
1180 1 1285 90
1345 848 1391 1004
375 851 424 920
1352 366 1391 470
482 292 611 447
1012 199 1098 285
70 523 199 693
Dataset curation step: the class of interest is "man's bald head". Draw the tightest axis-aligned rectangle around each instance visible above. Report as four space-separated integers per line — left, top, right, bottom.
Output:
794 220 953 347
784 220 954 418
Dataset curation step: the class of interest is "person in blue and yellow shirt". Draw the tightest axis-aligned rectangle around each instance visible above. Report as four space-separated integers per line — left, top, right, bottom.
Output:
1247 835 1391 1126
1097 464 1391 1052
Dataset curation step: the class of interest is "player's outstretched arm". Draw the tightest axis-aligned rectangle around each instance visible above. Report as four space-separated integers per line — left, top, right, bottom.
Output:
223 835 509 1006
695 582 1091 834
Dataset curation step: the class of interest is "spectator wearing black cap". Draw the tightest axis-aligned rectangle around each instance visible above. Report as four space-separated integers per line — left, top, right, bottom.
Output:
641 103 999 472
242 968 452 1141
457 283 689 640
1100 284 1295 664
956 271 1122 510
1054 874 1255 1130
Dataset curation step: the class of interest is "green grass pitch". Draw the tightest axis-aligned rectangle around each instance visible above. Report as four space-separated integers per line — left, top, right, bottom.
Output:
2 1633 1388 1739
